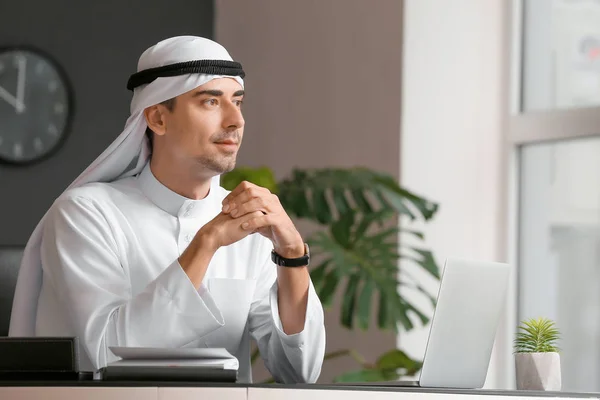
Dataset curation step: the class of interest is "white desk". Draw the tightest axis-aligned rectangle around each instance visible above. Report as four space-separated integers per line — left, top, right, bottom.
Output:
1 383 598 400
0 386 245 400
247 387 600 400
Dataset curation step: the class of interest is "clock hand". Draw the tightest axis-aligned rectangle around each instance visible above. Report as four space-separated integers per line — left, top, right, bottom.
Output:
16 56 26 113
0 85 24 111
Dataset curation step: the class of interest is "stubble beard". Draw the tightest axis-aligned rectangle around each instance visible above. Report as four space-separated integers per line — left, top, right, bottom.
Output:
198 153 237 175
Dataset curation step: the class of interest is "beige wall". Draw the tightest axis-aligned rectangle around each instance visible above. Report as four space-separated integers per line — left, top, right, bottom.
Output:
215 0 403 383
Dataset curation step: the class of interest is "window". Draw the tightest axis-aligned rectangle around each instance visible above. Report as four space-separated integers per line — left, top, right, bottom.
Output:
514 0 600 392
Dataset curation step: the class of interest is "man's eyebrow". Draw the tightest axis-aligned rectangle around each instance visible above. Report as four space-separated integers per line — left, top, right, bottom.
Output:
193 90 223 97
192 90 245 97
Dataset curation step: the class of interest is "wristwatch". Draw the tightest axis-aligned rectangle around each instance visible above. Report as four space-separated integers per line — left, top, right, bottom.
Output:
271 243 310 267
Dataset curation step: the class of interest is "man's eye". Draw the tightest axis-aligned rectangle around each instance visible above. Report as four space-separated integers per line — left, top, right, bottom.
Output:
204 98 218 106
234 100 244 107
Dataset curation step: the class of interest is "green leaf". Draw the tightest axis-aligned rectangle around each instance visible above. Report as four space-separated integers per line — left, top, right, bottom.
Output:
314 241 398 330
341 275 361 329
403 249 440 279
351 188 373 213
370 227 401 245
220 166 278 193
353 209 393 241
377 349 409 369
334 369 396 383
309 260 330 292
279 185 311 219
329 347 425 383
373 188 393 210
330 211 354 248
373 173 439 220
377 186 415 220
357 280 375 330
331 187 352 216
402 299 430 325
401 229 424 240
376 349 422 375
377 292 391 330
311 218 428 332
318 268 341 308
311 188 332 224
391 295 414 331
398 280 437 307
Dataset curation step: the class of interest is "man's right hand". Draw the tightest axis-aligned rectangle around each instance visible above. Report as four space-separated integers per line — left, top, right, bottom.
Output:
197 210 265 249
178 210 264 288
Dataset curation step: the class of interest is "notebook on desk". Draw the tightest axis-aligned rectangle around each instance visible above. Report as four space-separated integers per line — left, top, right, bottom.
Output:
351 258 510 389
100 346 238 382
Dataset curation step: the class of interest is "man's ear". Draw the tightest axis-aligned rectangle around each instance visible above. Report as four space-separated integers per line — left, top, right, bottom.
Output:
144 105 167 136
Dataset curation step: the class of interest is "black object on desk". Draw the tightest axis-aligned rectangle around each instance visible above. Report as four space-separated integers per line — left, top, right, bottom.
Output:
99 365 238 382
0 337 80 380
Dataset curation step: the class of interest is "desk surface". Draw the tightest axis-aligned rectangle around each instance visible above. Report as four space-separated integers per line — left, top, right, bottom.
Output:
0 381 597 398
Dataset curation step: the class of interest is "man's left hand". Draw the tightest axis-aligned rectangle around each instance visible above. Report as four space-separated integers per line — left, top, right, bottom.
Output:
221 181 305 258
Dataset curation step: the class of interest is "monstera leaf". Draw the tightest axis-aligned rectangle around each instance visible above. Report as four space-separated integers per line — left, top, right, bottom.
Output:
276 168 438 223
310 209 438 331
222 165 441 364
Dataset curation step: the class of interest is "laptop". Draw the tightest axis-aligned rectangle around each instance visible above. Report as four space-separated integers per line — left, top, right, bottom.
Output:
360 257 510 389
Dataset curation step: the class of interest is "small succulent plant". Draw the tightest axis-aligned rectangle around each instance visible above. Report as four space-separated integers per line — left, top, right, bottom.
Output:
514 317 560 353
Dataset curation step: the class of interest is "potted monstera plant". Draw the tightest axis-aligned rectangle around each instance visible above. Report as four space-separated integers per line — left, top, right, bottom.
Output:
514 317 561 391
221 166 441 382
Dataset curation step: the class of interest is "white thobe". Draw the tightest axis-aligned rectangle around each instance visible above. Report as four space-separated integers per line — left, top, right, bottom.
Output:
34 161 326 383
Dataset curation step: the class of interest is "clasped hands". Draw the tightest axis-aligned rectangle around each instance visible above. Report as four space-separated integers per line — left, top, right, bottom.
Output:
200 181 305 259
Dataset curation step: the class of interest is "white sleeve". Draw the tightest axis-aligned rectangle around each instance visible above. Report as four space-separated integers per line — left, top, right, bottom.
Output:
247 241 326 383
40 196 225 370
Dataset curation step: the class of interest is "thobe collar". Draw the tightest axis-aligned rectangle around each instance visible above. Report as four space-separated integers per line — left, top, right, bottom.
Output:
137 161 219 218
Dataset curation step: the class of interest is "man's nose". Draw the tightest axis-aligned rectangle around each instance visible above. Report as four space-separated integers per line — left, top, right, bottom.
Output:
223 102 245 130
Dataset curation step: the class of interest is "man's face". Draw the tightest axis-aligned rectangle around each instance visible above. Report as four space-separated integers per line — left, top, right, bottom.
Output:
155 78 245 176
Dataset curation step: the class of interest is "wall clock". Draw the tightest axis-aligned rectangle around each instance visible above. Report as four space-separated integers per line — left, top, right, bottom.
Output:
0 46 73 165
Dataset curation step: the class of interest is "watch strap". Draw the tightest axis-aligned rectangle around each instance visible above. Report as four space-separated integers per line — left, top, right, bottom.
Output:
271 243 310 267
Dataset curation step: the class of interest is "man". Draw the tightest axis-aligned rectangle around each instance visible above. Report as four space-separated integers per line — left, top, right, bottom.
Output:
8 36 326 384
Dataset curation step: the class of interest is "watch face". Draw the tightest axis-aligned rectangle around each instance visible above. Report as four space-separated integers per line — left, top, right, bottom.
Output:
0 46 73 165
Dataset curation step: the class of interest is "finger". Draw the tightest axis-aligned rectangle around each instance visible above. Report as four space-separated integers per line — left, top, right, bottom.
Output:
223 184 269 212
222 181 251 205
241 213 274 231
223 181 267 205
230 197 270 218
235 211 265 231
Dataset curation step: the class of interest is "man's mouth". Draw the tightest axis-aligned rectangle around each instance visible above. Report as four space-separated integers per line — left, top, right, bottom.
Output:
214 140 239 152
214 139 238 145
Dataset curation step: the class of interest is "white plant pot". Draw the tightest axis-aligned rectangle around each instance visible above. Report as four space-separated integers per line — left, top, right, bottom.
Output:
515 352 561 391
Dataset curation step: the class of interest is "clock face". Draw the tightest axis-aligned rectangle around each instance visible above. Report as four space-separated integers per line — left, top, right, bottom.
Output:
0 47 72 165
